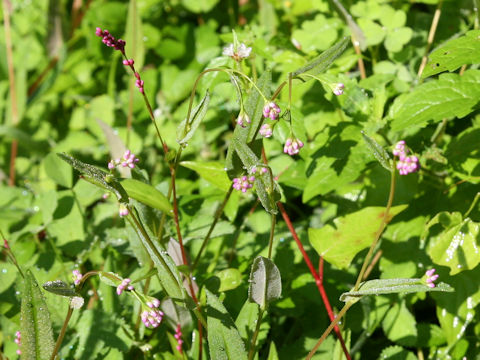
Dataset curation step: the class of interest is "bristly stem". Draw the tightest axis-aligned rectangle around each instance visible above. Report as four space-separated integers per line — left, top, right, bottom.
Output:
354 163 397 290
247 308 264 360
417 0 443 79
50 307 74 360
277 202 351 360
267 213 276 259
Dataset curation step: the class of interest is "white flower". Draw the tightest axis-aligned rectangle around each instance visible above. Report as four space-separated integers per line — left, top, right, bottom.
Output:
237 43 252 58
222 43 252 60
70 296 85 309
222 43 235 57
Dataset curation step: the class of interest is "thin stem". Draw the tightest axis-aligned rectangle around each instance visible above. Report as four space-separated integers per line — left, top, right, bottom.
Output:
50 307 73 360
352 41 366 79
267 213 276 259
135 274 152 330
1 230 24 278
192 187 234 270
417 0 443 79
247 308 264 360
362 249 382 280
306 302 354 360
465 192 480 218
354 165 396 290
271 80 287 101
277 202 351 360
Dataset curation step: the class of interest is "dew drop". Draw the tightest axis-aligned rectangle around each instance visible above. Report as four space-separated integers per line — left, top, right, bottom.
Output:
2 268 7 273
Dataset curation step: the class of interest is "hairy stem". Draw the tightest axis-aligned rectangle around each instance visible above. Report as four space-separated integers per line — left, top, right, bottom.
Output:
417 0 443 79
50 307 73 360
247 308 264 360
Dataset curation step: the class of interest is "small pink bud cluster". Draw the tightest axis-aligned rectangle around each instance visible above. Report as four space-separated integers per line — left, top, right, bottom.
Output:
116 278 134 295
72 270 82 286
3 237 10 249
233 175 255 193
259 123 273 138
102 193 110 200
174 324 183 353
283 137 304 156
236 113 251 128
393 141 419 175
141 297 164 328
95 28 125 53
134 72 145 94
425 268 439 288
333 83 345 96
118 204 129 218
250 166 268 175
122 59 134 66
15 331 21 355
263 102 281 120
108 150 140 170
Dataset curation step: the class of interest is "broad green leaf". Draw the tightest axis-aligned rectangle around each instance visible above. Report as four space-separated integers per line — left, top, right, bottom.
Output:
206 289 248 360
309 205 408 269
445 127 480 178
432 266 480 345
120 178 173 215
180 161 231 192
382 300 417 346
58 153 129 203
20 270 55 360
248 256 282 310
0 263 18 293
291 14 340 53
232 138 280 214
177 91 210 145
42 280 78 297
125 0 145 70
266 342 279 360
423 30 480 78
389 70 480 131
235 300 270 350
361 131 392 171
291 36 350 77
44 152 73 188
181 0 220 13
340 278 454 302
0 125 48 153
216 268 242 292
378 345 417 360
425 212 480 275
98 271 121 287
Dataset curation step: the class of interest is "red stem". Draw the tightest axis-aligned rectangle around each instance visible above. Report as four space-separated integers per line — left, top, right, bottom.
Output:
277 202 351 360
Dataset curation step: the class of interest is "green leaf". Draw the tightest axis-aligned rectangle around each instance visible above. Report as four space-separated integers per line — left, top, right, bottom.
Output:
58 153 129 203
248 256 282 310
361 131 392 171
0 125 49 153
340 278 454 302
42 280 78 297
44 152 73 188
389 70 480 131
266 342 279 360
98 271 121 287
120 179 173 215
232 138 280 214
423 30 480 78
0 263 18 293
20 270 55 360
382 300 417 346
235 300 270 347
125 0 145 70
216 268 243 292
291 36 350 77
181 0 220 13
177 90 210 145
378 345 417 360
180 161 231 192
206 289 248 360
425 212 480 275
309 205 407 269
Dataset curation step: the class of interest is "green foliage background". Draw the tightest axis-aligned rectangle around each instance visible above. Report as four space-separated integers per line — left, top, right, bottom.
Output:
1 0 480 359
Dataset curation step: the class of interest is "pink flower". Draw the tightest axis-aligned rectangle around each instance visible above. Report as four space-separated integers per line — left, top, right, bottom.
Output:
119 204 129 218
174 324 183 353
232 175 255 193
425 268 439 288
116 278 134 295
95 28 125 53
393 141 419 175
236 112 251 128
333 83 345 96
72 270 82 286
262 102 281 120
283 137 304 156
141 309 164 328
120 150 139 169
259 123 273 138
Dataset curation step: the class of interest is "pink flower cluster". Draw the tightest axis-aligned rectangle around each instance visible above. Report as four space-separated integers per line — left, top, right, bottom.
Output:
72 270 82 286
333 83 345 96
236 112 250 128
233 175 255 193
393 141 419 175
15 331 21 355
95 28 125 53
108 150 139 170
425 268 439 288
263 102 281 120
174 324 183 352
141 298 164 328
118 204 129 218
259 123 273 138
116 278 134 295
284 137 304 156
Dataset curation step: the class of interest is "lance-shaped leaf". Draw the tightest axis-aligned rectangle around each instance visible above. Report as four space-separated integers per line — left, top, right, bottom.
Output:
177 90 210 145
423 30 480 78
125 0 145 70
206 289 248 360
291 36 350 77
180 161 231 192
361 131 392 171
121 178 173 215
248 256 282 310
340 278 454 302
20 270 55 360
57 153 129 203
43 280 78 297
232 138 280 214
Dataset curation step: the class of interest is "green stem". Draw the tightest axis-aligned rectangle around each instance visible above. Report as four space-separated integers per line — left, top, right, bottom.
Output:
267 213 276 259
465 192 480 218
192 187 234 270
247 308 264 360
50 307 73 360
306 302 354 360
354 163 397 290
